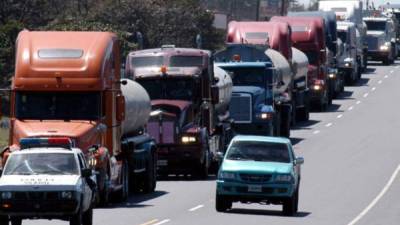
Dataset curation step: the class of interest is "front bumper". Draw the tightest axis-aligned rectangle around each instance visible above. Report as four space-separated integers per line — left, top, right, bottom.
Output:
368 50 389 60
309 86 326 104
157 144 203 173
0 199 79 217
216 180 294 203
232 121 273 136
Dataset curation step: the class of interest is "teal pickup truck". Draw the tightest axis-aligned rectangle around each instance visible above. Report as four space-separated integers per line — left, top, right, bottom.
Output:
215 135 304 215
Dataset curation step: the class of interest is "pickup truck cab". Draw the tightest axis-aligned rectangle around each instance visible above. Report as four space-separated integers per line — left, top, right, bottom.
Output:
215 135 304 216
0 138 96 225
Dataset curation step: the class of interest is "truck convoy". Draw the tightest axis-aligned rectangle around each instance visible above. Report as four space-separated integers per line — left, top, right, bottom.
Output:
226 21 310 125
271 16 330 110
363 17 397 64
1 31 157 205
214 44 294 138
288 11 344 98
125 46 233 177
0 138 96 225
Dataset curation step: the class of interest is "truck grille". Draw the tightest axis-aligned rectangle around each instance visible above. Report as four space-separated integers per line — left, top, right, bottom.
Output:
366 36 379 50
14 191 60 200
240 174 272 183
147 120 175 144
229 94 252 123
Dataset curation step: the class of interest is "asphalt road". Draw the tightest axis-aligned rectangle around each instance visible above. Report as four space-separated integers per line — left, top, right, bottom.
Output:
25 61 400 225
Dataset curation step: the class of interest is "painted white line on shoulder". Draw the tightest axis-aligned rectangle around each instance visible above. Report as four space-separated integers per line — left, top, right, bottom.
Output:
348 106 354 111
189 204 204 212
356 101 361 105
347 164 400 225
363 93 369 98
384 75 388 78
378 80 383 84
139 219 159 225
337 114 343 119
371 87 376 92
390 70 394 73
325 123 333 127
313 130 320 134
396 66 400 69
153 219 171 225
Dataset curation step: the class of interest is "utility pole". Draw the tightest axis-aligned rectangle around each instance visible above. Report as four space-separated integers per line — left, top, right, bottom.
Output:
256 0 261 21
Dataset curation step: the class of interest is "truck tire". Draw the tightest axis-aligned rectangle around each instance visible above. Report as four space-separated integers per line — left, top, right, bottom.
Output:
280 105 291 138
98 170 110 206
215 194 232 212
10 218 21 225
383 57 390 65
82 208 93 225
70 208 83 225
282 188 298 216
143 151 157 193
291 101 296 127
114 160 129 201
0 216 8 225
194 149 209 179
296 105 309 122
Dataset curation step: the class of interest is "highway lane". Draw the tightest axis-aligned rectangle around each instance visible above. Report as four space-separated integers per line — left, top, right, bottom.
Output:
25 61 400 225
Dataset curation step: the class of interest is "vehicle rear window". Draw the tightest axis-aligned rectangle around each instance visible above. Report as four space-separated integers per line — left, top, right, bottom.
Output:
131 56 164 68
226 141 290 163
169 56 203 67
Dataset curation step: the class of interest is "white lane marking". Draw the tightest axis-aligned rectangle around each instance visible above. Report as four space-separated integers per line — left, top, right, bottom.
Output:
384 75 388 78
347 164 400 225
189 204 204 212
396 66 400 69
356 101 361 105
153 219 171 225
337 114 343 119
378 80 383 84
363 93 369 98
313 130 320 134
390 70 394 73
325 123 333 127
371 87 376 92
348 106 354 111
139 219 159 225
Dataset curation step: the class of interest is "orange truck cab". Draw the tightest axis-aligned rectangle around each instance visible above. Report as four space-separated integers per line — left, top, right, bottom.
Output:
2 31 157 204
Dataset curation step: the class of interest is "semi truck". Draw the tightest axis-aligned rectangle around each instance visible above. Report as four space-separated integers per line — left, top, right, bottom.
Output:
363 17 397 64
226 21 310 124
125 46 233 178
271 16 330 111
288 11 345 98
0 31 157 205
337 21 360 84
214 43 299 138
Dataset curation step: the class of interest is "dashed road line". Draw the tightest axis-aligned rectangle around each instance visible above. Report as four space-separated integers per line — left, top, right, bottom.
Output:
371 87 376 92
396 66 400 69
378 80 383 84
363 93 369 98
189 204 204 212
153 219 171 225
313 130 320 135
356 100 361 105
325 123 333 127
337 114 343 119
348 106 354 111
384 75 389 78
390 70 394 73
347 164 400 225
139 219 159 225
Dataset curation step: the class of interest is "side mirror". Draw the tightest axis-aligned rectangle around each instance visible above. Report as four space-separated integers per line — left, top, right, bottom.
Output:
81 168 92 178
211 85 219 105
295 157 304 165
116 94 125 122
216 151 224 161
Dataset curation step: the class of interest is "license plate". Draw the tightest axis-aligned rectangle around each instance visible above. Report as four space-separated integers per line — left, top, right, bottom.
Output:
157 160 168 166
247 185 262 192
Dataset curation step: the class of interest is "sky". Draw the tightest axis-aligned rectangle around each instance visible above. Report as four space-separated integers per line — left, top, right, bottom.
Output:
297 0 400 7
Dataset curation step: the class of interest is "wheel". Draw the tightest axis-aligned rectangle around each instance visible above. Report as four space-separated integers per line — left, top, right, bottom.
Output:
82 208 93 225
383 57 390 65
282 189 298 216
296 105 309 122
193 149 209 179
291 101 296 127
0 216 8 225
279 105 291 138
215 194 231 212
70 209 82 225
10 218 21 225
143 151 157 193
114 161 129 201
98 171 110 206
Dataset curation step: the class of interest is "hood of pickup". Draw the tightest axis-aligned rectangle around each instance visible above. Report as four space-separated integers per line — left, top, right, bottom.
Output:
0 175 80 191
221 159 292 174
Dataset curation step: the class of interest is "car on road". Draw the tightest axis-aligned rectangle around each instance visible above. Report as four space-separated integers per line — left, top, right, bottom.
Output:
215 135 304 215
0 138 96 225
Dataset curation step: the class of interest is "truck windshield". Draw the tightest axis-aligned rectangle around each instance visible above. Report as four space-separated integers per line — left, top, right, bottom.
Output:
226 141 290 163
131 56 164 68
15 92 101 120
169 56 203 67
222 67 266 88
303 51 318 65
3 153 79 175
365 21 386 31
338 31 347 43
138 78 198 101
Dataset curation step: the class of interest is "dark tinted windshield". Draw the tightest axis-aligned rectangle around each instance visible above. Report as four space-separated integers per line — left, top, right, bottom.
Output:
303 51 318 65
365 21 386 31
131 56 164 68
169 56 203 67
226 141 290 163
222 67 266 87
4 153 79 175
338 31 347 43
138 78 198 100
16 92 101 120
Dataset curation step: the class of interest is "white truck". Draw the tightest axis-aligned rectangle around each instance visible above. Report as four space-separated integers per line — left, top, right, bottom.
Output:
0 138 96 225
319 0 368 72
337 21 360 84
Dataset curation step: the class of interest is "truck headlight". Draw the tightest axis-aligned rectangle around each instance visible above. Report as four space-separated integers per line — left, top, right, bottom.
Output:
344 62 352 67
328 73 336 79
256 112 273 120
61 191 73 199
88 157 97 167
1 192 12 199
275 174 293 182
181 136 196 143
219 172 236 180
380 45 390 51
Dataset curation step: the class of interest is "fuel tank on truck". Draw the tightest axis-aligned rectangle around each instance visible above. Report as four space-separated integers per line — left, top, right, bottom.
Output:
213 65 233 116
264 48 292 95
120 79 151 135
291 47 309 82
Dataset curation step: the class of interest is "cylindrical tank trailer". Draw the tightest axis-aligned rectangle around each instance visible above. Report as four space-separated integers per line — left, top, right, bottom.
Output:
213 65 233 115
